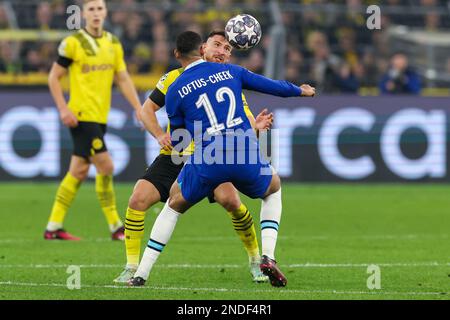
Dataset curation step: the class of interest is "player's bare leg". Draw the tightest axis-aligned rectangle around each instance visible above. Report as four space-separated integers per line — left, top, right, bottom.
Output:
213 182 268 283
129 182 192 286
167 182 194 213
44 156 89 240
259 172 287 287
68 156 91 181
129 180 161 212
113 180 161 283
90 151 124 240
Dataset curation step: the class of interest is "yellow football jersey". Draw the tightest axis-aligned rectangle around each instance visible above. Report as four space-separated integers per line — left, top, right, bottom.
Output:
58 29 126 124
154 68 255 156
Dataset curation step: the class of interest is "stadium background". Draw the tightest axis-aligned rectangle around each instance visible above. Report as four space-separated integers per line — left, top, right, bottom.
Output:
0 0 450 301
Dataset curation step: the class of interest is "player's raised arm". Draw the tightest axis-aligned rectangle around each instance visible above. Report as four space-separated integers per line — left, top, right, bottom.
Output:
237 65 315 97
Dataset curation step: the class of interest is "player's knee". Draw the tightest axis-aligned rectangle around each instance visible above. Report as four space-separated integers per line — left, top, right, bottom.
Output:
104 163 114 175
96 160 114 175
264 174 281 198
168 195 181 212
271 174 281 191
167 196 178 213
70 166 89 181
128 191 153 211
217 195 241 212
168 194 188 214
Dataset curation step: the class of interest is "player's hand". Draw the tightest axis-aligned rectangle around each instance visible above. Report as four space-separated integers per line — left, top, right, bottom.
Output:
133 110 144 130
300 84 316 97
255 108 274 130
60 108 78 128
135 108 143 123
157 132 173 151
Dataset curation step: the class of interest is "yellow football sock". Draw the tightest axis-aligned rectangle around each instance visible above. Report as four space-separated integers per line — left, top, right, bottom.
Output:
95 174 122 232
228 204 260 260
47 172 82 230
124 207 146 267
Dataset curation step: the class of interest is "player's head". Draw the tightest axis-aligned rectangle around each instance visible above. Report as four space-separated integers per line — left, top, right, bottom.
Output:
201 30 233 63
390 52 409 72
174 31 203 61
82 0 107 31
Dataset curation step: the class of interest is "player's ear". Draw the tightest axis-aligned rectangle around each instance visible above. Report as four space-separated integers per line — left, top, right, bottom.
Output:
174 49 180 59
199 43 205 56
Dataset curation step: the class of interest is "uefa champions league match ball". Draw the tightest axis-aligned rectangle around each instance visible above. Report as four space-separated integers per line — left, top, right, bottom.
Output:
225 14 262 50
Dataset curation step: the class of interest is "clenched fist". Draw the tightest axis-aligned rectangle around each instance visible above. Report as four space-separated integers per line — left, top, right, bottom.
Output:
300 84 316 97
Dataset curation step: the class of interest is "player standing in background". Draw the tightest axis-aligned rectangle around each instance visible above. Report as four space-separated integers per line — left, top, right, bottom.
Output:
129 31 315 287
114 30 273 284
44 0 142 240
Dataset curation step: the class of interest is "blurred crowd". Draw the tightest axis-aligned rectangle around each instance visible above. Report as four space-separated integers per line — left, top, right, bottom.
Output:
1 0 450 94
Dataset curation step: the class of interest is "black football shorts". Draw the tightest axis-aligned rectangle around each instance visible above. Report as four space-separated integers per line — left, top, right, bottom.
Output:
69 121 107 159
141 154 186 202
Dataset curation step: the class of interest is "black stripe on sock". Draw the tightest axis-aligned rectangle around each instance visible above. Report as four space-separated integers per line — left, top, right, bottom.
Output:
126 218 145 223
261 226 279 231
233 219 254 231
261 220 279 226
147 245 162 252
124 226 145 232
125 225 145 230
149 238 165 247
233 218 253 229
125 221 145 227
231 210 249 221
233 214 252 224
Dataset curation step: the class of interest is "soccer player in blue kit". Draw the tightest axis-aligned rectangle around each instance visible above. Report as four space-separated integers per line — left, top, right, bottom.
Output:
129 31 315 287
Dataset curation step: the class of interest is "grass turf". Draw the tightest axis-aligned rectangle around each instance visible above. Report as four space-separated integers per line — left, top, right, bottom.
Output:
0 182 449 300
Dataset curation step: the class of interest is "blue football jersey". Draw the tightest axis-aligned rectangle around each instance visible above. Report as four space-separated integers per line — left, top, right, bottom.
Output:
165 60 301 148
165 60 301 203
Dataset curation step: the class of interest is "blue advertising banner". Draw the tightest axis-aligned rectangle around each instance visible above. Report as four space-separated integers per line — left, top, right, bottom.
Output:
0 91 449 182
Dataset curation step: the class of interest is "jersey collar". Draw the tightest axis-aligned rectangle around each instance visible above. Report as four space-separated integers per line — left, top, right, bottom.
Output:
185 59 205 70
82 28 104 39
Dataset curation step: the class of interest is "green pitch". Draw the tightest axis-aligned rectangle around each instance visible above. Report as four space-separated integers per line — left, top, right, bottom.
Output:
0 182 449 300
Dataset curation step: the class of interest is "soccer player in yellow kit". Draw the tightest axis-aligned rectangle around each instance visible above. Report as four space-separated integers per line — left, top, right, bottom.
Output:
44 0 142 240
114 31 273 283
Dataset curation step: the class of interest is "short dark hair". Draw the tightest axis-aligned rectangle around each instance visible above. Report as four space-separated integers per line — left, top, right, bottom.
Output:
176 31 203 56
206 30 226 40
